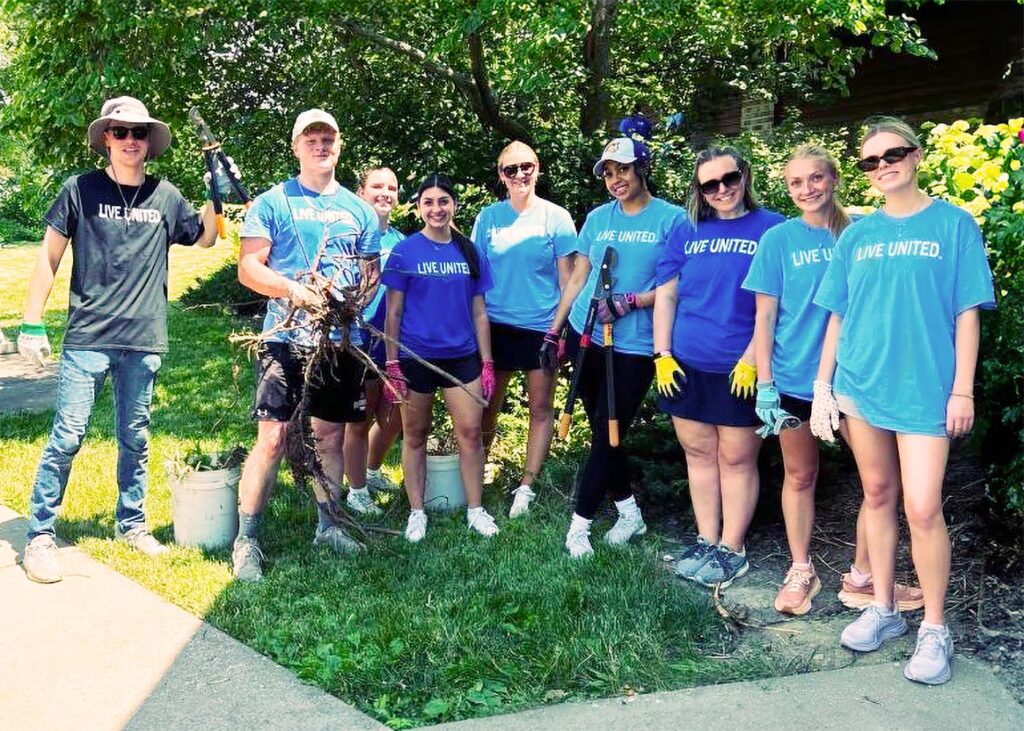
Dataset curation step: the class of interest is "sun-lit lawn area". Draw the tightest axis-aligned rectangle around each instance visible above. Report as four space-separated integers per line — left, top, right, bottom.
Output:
0 236 790 727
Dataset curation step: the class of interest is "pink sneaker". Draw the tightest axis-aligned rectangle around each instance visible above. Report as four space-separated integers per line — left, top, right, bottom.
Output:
774 565 821 615
838 574 925 612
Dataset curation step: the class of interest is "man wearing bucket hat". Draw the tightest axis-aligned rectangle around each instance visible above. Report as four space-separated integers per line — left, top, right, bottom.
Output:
232 108 381 582
19 96 219 584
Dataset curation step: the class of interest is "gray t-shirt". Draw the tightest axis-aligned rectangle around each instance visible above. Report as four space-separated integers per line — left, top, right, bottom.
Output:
45 170 204 353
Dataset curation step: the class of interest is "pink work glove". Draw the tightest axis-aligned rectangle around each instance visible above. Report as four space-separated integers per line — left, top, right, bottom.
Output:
481 360 496 402
383 360 407 404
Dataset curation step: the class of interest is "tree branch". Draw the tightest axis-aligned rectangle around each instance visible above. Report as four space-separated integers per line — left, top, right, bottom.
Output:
467 30 534 144
579 0 618 137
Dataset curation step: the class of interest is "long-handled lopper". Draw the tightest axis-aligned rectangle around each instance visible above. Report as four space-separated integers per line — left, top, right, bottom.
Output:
189 107 252 239
598 248 619 446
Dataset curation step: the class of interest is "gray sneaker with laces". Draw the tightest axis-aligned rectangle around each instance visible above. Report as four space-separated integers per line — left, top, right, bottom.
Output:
313 524 365 554
115 525 170 556
840 603 907 652
232 537 265 582
675 537 716 580
23 534 63 583
346 488 383 517
904 625 954 684
693 544 749 588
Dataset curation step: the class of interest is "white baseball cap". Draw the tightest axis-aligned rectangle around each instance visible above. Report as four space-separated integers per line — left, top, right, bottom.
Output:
291 109 339 141
592 137 646 176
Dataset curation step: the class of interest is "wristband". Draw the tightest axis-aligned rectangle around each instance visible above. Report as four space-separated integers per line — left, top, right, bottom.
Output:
20 322 46 335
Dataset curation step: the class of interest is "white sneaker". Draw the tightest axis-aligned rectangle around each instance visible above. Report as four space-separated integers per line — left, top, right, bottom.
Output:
115 525 170 556
366 469 399 494
565 527 594 559
467 508 500 537
232 537 265 582
313 524 365 554
22 534 63 583
603 512 647 545
405 511 428 543
508 485 536 518
904 625 954 685
840 603 907 652
346 488 383 517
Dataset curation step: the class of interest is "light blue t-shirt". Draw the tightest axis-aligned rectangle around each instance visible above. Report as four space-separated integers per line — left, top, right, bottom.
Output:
742 217 836 400
657 207 785 372
364 226 405 332
241 178 381 346
814 199 995 435
472 198 578 332
567 197 686 356
381 232 494 359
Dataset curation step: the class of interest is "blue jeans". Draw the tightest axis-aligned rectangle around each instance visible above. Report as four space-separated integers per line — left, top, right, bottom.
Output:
27 348 162 539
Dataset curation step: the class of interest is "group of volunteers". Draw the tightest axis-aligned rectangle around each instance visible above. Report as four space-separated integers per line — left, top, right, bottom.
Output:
16 96 994 689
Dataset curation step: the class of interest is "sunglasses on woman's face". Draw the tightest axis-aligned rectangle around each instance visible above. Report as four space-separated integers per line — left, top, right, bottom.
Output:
107 125 150 141
856 146 917 172
501 162 536 178
698 169 742 196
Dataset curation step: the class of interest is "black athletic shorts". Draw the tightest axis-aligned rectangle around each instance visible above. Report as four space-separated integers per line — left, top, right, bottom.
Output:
490 322 546 372
655 360 759 427
252 342 367 423
400 354 481 395
780 394 813 422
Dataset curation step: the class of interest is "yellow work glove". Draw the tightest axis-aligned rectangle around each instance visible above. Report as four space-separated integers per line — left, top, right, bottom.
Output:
729 359 757 399
654 353 686 397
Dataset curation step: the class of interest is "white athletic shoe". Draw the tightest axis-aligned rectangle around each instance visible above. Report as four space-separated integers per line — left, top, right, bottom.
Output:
22 535 63 583
508 485 536 518
904 625 954 685
346 488 383 517
603 512 647 545
840 603 907 652
405 511 428 543
565 527 594 559
467 508 500 537
313 524 365 554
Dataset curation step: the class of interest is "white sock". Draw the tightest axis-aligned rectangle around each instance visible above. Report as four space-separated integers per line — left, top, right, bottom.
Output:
349 486 370 498
569 513 593 534
920 621 946 632
614 495 639 517
366 468 382 479
467 506 485 518
870 600 897 614
409 508 426 518
720 542 746 556
516 483 533 493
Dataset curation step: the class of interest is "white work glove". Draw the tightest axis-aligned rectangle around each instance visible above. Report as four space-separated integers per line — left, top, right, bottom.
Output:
809 379 841 443
17 323 52 368
286 280 325 311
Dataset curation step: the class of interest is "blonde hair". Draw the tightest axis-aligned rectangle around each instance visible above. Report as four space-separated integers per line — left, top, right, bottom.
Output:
357 166 397 192
496 141 540 171
859 116 921 149
687 146 759 223
787 144 851 238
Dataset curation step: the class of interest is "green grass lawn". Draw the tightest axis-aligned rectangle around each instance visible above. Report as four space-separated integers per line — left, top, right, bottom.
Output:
0 240 792 728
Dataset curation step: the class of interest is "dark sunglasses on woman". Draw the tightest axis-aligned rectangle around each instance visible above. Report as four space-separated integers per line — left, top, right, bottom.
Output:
501 162 536 178
698 169 743 195
856 146 918 172
107 125 151 141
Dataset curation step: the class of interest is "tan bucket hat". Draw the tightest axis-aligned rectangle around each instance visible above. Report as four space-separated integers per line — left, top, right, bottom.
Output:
86 96 172 159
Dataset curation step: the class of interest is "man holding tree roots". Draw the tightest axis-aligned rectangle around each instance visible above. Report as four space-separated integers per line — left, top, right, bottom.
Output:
19 96 219 583
232 109 381 582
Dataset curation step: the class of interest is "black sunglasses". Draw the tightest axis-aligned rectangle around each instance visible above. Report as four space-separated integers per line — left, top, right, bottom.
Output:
108 125 150 140
698 169 743 196
857 146 917 172
501 162 536 178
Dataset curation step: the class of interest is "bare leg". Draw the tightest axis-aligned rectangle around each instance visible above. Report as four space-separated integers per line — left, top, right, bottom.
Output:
343 419 370 489
717 425 762 551
238 420 288 515
367 379 403 470
444 379 485 508
673 417 722 543
896 433 950 625
778 423 819 564
481 371 514 453
520 368 557 486
401 392 433 510
311 418 345 501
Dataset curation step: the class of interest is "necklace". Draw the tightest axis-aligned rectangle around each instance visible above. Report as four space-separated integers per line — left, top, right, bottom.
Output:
297 178 338 213
109 167 143 232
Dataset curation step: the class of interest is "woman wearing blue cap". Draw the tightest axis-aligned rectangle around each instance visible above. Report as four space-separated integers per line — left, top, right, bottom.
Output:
545 118 687 558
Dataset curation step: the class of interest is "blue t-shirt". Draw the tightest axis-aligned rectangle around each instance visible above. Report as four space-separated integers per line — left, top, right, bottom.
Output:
567 198 686 356
472 198 578 332
241 178 381 346
381 232 494 359
364 226 405 333
657 207 785 372
742 217 837 400
814 199 995 435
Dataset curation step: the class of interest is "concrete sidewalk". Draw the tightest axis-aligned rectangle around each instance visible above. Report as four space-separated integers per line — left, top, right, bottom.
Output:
0 505 384 731
0 352 58 415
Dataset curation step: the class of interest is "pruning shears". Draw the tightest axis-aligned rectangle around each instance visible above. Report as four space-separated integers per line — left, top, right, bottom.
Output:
189 107 251 239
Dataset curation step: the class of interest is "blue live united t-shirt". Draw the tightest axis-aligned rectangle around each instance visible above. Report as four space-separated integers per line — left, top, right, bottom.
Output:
381 232 494 359
567 197 686 355
814 199 995 436
742 217 837 400
241 178 381 347
657 207 785 371
472 198 578 332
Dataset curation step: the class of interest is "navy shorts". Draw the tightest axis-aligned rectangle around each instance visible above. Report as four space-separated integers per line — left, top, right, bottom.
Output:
400 354 481 394
780 394 813 422
490 322 546 372
656 361 759 427
253 342 366 423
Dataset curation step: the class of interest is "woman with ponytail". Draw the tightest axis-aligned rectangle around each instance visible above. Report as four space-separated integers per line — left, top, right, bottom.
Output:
545 117 687 558
382 173 499 542
741 145 923 615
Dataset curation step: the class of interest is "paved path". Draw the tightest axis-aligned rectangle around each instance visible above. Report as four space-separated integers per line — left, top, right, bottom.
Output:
0 352 58 415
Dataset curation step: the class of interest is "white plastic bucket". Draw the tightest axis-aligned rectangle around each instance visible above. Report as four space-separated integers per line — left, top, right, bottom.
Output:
424 454 466 512
170 467 240 549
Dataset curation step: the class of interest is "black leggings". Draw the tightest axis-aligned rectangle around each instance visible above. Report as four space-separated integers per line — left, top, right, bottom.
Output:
566 327 654 519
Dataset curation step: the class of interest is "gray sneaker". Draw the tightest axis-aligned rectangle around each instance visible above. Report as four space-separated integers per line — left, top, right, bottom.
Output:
232 537 265 582
346 488 383 517
313 524 365 554
693 544 749 588
22 534 63 583
904 625 954 685
675 537 716 580
840 604 908 652
366 470 399 494
115 525 170 556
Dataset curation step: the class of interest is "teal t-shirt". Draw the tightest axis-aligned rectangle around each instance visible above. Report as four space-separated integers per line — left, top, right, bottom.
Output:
742 217 836 400
364 226 405 331
472 198 578 332
568 197 686 355
814 199 995 435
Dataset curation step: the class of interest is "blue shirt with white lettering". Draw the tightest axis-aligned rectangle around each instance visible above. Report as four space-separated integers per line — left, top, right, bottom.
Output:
567 197 686 355
241 178 381 346
381 232 494 359
742 218 836 400
814 199 995 435
657 207 785 371
364 226 405 333
472 198 578 332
